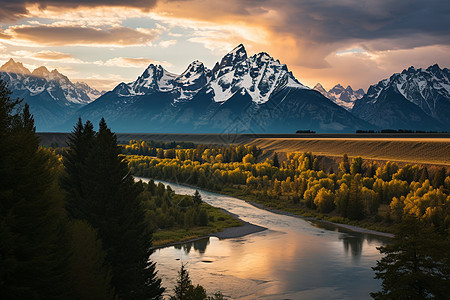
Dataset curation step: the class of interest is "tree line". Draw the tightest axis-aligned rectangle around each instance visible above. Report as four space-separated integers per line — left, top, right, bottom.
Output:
127 149 449 226
123 139 262 163
125 142 450 299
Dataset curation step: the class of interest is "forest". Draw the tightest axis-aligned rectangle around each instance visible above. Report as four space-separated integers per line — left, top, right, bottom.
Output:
126 139 450 298
126 140 449 231
0 81 224 299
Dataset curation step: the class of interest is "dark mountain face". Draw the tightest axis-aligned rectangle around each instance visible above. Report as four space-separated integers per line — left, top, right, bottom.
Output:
0 59 101 131
353 64 450 131
71 44 371 133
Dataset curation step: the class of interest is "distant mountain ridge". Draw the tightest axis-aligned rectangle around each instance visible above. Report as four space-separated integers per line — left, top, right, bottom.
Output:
314 83 364 110
73 44 370 133
0 58 102 130
352 64 450 131
5 49 448 133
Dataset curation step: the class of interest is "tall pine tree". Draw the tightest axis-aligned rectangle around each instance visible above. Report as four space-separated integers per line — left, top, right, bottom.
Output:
0 81 70 299
371 217 450 299
62 118 164 299
61 118 95 220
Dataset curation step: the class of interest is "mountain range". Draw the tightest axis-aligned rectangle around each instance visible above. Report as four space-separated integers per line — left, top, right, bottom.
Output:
352 64 450 131
313 83 364 111
1 46 449 133
0 59 102 130
67 44 370 133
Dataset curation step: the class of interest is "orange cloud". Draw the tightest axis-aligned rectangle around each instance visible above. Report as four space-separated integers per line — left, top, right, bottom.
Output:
4 25 159 47
101 57 172 68
0 1 158 21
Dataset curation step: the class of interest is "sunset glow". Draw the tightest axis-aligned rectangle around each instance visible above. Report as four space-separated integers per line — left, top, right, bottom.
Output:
0 1 448 91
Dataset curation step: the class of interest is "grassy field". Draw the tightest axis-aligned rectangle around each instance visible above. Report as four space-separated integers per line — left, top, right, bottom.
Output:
39 132 450 166
251 137 450 166
152 202 242 247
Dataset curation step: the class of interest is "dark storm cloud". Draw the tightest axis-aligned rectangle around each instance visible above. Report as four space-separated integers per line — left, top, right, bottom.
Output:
238 0 450 48
0 0 157 21
156 0 449 66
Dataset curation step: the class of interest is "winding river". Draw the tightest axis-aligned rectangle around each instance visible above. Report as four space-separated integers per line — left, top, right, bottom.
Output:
137 177 389 299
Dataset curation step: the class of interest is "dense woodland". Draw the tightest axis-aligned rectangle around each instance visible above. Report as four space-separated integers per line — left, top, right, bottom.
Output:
126 141 449 228
0 81 224 299
126 139 450 299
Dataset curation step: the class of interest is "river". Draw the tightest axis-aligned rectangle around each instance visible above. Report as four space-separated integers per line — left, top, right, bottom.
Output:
136 177 389 299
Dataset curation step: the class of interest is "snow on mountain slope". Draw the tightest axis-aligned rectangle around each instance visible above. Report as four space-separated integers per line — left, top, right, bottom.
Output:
75 44 370 133
314 83 364 110
116 60 212 102
114 44 307 106
0 59 101 105
352 64 450 130
207 45 308 104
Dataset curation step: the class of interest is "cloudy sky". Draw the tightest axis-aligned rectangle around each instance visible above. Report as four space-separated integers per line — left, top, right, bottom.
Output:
0 0 449 91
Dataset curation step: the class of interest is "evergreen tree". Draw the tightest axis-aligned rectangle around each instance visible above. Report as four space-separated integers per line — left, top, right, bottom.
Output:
0 84 70 299
192 190 202 205
69 220 116 300
64 118 164 299
172 263 193 300
171 264 223 300
61 118 95 220
371 217 450 299
419 167 429 183
432 167 446 188
272 152 279 168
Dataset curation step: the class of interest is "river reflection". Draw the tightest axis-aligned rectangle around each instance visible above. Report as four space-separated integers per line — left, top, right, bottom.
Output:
136 178 389 299
174 238 210 254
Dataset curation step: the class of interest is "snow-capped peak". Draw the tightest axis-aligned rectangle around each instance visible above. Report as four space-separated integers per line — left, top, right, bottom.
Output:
212 44 248 78
0 58 31 75
114 44 308 105
0 58 101 105
208 47 307 104
361 64 450 123
313 83 364 111
313 83 326 92
176 60 212 92
120 61 211 100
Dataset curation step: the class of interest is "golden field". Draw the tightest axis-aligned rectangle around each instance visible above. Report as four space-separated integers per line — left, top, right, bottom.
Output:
39 133 450 166
250 137 450 166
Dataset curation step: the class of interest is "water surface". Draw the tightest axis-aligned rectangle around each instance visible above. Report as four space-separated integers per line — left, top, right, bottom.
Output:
137 177 388 299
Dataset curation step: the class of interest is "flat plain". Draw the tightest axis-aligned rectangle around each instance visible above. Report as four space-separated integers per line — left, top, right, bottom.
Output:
39 133 450 166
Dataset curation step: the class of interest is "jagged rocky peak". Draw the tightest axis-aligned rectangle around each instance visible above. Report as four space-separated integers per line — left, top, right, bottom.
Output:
0 58 32 75
132 64 176 92
313 83 327 93
177 60 212 91
313 83 364 111
208 45 307 103
212 44 248 77
352 63 450 130
31 66 50 78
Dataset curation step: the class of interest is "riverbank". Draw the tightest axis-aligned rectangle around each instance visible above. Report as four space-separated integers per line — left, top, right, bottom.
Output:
221 187 396 239
139 177 394 239
248 201 394 238
134 177 268 249
151 220 267 250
